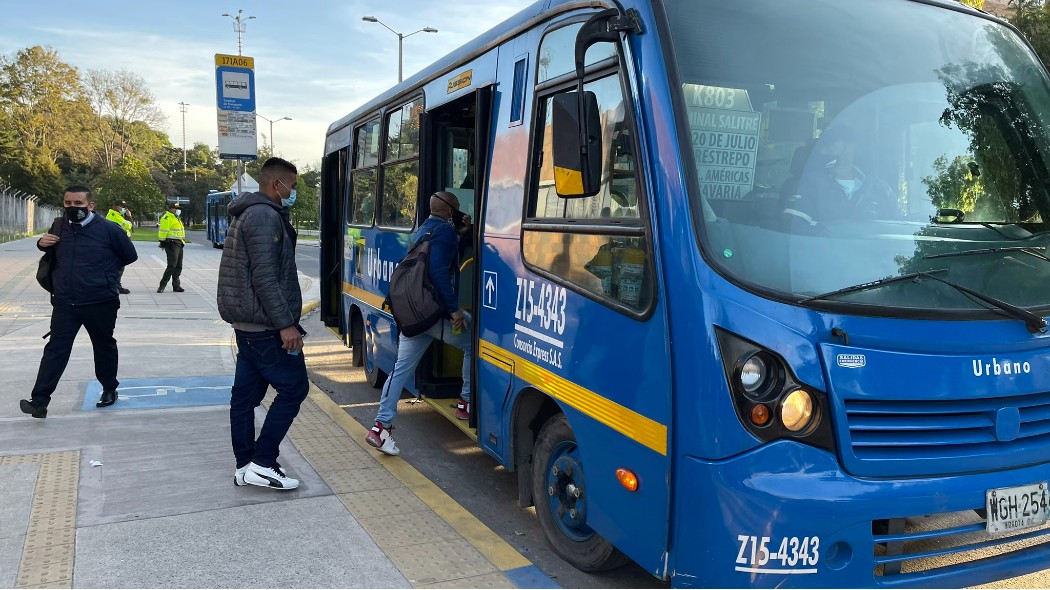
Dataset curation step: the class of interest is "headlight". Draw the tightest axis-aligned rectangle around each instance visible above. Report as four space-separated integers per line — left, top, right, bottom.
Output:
780 389 814 432
716 327 835 453
739 354 768 395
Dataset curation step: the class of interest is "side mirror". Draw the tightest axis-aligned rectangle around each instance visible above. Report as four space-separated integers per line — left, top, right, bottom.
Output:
552 91 602 198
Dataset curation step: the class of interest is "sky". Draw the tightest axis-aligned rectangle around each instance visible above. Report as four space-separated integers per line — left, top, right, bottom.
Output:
0 0 536 168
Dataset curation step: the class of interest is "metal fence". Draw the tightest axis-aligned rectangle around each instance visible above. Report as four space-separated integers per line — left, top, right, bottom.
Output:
0 185 62 244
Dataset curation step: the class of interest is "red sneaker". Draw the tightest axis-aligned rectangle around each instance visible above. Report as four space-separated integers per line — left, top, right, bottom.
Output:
365 421 400 456
454 398 470 420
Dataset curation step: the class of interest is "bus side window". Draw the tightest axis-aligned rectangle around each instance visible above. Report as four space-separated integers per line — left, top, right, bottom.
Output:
349 117 380 227
525 72 653 311
380 98 423 229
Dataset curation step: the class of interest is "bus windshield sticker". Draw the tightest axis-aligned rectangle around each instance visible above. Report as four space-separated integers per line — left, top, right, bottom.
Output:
683 84 760 202
447 69 473 94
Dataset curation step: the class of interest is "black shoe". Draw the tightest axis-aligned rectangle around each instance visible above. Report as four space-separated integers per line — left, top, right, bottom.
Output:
118 287 131 294
19 399 46 419
157 285 165 293
97 390 118 408
172 286 185 292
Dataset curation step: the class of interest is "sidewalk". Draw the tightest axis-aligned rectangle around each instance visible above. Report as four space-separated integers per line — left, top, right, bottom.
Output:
0 235 556 589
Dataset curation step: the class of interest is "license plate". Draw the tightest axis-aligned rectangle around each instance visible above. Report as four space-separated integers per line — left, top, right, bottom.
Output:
985 482 1050 534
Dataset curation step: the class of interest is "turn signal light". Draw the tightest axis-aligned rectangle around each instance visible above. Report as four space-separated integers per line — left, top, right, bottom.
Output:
616 468 639 492
750 403 771 426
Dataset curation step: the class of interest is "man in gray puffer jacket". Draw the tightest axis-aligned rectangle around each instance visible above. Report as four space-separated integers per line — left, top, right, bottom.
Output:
217 157 306 491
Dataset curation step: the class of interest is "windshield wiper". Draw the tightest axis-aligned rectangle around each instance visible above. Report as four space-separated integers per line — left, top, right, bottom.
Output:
799 269 949 303
801 269 1048 334
924 246 1050 264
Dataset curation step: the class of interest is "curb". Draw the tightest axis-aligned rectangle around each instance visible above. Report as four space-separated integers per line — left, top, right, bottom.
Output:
308 387 560 588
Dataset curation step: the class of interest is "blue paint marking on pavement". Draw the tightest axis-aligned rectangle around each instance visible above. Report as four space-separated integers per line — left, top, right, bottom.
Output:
82 375 233 411
504 565 562 589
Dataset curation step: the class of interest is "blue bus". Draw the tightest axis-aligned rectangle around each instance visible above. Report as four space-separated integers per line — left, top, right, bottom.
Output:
320 1 1050 586
206 190 235 248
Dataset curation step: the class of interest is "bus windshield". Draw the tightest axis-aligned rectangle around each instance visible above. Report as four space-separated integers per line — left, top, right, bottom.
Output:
666 0 1050 313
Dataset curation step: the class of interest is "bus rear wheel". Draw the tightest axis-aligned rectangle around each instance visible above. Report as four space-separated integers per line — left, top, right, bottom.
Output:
532 413 628 572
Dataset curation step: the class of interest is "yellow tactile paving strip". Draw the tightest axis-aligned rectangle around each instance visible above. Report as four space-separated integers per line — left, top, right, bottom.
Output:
1 451 79 589
280 384 533 588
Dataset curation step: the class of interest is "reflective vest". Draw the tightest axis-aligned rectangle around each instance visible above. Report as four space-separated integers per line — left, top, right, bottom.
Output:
158 211 186 242
105 208 132 237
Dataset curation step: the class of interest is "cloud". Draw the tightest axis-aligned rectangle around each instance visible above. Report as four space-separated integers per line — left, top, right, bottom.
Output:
4 0 534 166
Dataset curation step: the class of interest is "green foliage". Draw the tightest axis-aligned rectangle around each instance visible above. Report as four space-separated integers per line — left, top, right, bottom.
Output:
1010 0 1050 67
0 147 64 204
0 46 95 196
83 69 167 170
288 165 320 228
923 155 984 213
95 156 164 218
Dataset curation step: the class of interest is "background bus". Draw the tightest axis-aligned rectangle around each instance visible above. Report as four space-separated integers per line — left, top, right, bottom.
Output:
205 190 235 248
320 0 1050 586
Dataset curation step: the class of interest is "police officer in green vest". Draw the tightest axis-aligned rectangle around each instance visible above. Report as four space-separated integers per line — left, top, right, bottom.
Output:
157 201 186 293
105 200 133 294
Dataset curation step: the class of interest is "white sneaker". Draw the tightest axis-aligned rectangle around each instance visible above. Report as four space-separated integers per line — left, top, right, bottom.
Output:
366 422 400 456
243 462 299 490
234 465 248 486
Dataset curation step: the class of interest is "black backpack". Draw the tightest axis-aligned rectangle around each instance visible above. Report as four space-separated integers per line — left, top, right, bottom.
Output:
36 217 63 293
385 230 447 337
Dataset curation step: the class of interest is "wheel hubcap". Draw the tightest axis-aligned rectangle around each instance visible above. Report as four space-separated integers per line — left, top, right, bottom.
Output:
544 440 592 541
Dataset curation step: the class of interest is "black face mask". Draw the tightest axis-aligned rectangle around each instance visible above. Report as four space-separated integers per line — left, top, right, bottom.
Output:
450 209 467 228
65 206 89 223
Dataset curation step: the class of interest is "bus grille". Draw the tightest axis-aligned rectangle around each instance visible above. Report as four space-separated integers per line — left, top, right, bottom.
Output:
842 391 1050 477
873 510 1050 581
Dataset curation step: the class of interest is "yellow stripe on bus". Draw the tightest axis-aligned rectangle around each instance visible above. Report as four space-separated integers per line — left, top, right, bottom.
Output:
339 285 667 454
479 340 668 456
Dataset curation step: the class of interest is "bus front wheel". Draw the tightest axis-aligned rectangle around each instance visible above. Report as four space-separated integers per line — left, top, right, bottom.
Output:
532 414 628 572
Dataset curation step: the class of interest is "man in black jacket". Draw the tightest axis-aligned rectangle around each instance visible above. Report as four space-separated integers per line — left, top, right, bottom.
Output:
217 157 305 491
20 185 138 418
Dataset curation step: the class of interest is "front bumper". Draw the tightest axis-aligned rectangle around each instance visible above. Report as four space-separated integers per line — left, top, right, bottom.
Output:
671 441 1050 588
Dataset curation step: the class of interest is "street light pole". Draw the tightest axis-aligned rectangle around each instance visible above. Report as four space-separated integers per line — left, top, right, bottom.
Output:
221 9 255 55
256 114 292 154
178 101 189 171
362 16 438 83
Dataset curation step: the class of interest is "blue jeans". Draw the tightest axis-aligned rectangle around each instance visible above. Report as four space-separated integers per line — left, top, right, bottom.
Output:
375 319 471 427
230 329 309 469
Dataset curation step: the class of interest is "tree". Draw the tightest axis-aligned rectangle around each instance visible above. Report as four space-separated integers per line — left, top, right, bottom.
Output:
289 165 321 228
187 142 219 170
171 168 228 222
0 147 64 204
83 69 167 170
0 46 95 179
95 156 164 219
1009 0 1050 67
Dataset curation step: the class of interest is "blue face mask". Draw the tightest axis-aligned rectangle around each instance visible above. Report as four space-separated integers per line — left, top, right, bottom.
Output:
282 189 297 208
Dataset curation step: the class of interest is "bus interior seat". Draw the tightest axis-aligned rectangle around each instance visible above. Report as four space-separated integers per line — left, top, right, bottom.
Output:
780 139 817 203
